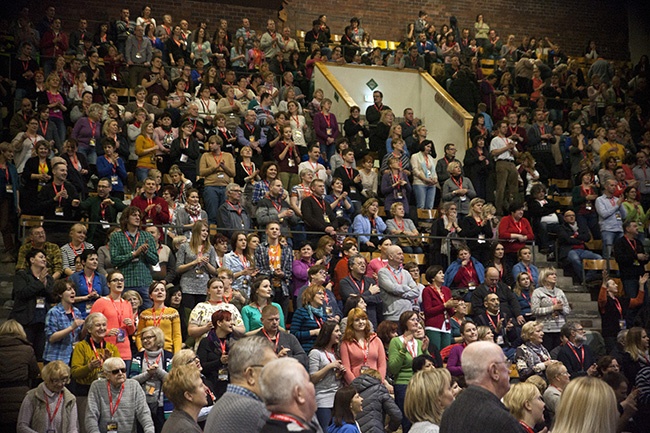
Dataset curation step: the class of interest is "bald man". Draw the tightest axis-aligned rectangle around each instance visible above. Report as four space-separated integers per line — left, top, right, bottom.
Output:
440 341 520 433
471 267 523 325
377 245 420 321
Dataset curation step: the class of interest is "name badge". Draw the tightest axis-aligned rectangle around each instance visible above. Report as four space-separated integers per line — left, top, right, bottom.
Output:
180 154 188 163
36 297 46 309
336 209 344 218
152 263 161 272
86 303 93 314
323 214 330 223
116 328 126 343
111 175 119 185
135 52 142 59
350 187 357 194
217 172 225 178
89 138 96 147
6 184 13 193
107 421 119 431
218 367 229 381
326 128 332 135
288 159 295 167
478 234 486 244
55 207 64 217
100 220 110 230
619 319 626 330
460 195 467 201
496 335 504 345
615 212 622 221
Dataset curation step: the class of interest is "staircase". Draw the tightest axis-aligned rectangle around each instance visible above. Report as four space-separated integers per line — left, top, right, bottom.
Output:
534 249 601 332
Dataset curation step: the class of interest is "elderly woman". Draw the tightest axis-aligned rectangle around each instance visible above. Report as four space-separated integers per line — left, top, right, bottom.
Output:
404 369 454 433
44 279 85 365
515 321 553 381
17 361 78 433
291 284 331 352
503 382 546 433
381 156 412 217
160 365 206 433
70 102 103 165
543 361 571 425
352 198 387 253
86 357 154 433
386 202 423 254
422 265 458 352
442 161 477 218
197 310 237 400
531 267 571 351
129 326 173 432
70 312 121 395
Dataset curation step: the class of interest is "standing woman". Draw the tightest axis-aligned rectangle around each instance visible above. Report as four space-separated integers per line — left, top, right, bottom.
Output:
442 161 476 218
460 198 493 264
176 220 219 309
37 73 67 147
313 98 339 160
309 321 345 430
173 188 208 240
242 276 285 333
44 280 85 365
129 326 173 433
0 142 20 260
61 223 95 277
224 232 258 299
11 249 56 361
96 139 128 200
136 282 182 354
86 357 155 433
19 140 49 215
274 125 302 191
70 103 103 166
170 121 202 183
292 285 330 352
531 267 571 351
192 27 213 66
90 270 136 369
135 119 158 181
339 308 386 384
234 145 259 212
288 101 308 148
381 156 412 217
422 265 457 352
16 361 79 433
410 140 438 210
196 310 236 400
388 311 427 432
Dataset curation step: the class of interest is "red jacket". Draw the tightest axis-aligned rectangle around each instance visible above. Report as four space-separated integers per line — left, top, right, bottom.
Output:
40 30 69 57
422 284 454 329
131 194 170 236
498 215 534 254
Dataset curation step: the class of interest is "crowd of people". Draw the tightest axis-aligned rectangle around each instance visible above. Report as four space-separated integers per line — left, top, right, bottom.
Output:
0 4 650 433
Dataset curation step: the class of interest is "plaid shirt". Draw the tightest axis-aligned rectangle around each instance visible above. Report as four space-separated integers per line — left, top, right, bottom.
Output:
252 180 271 205
225 384 263 401
43 304 83 363
109 229 159 288
15 242 63 276
255 242 293 297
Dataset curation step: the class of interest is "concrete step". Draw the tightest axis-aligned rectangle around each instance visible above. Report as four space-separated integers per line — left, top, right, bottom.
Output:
564 292 593 302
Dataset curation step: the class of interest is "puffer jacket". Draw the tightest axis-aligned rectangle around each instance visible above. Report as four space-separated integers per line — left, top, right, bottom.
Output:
350 374 402 433
0 335 40 424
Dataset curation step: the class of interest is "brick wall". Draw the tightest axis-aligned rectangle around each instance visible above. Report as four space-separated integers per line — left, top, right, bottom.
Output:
20 0 629 60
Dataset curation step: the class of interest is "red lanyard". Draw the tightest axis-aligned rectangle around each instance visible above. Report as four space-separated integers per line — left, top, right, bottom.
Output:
212 153 223 168
242 162 254 177
581 185 592 196
70 243 85 257
513 219 523 233
351 277 365 294
237 253 249 268
271 197 283 213
626 237 637 253
323 113 332 129
519 421 535 433
269 413 306 429
218 337 227 355
568 343 585 369
89 338 104 360
89 119 97 137
39 120 49 134
44 391 64 427
124 231 140 252
451 176 463 189
612 297 623 319
314 316 323 328
354 339 369 365
292 115 301 127
313 196 327 215
262 328 280 352
388 266 403 284
486 312 501 330
52 182 65 206
405 338 417 358
434 285 446 303
395 219 405 231
151 307 165 328
226 201 242 216
144 351 162 367
344 166 355 180
85 273 94 293
109 297 124 327
107 382 125 418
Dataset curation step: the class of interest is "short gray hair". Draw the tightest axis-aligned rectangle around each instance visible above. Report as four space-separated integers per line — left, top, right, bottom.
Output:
103 357 125 373
259 357 306 406
228 336 274 379
225 183 240 194
84 312 107 333
139 326 165 349
461 341 501 383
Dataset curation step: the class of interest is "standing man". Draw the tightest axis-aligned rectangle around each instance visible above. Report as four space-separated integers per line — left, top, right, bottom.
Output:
235 18 257 49
281 27 299 61
112 8 134 55
440 341 520 433
490 120 519 215
256 179 300 240
505 111 527 151
255 305 308 369
378 245 420 321
204 337 277 433
109 206 159 309
79 177 127 247
365 91 390 127
339 254 383 329
595 178 625 259
527 109 556 180
301 179 337 242
217 183 252 235
259 357 320 432
260 19 285 61
36 158 80 245
435 143 462 186
633 151 650 210
400 108 420 153
556 322 598 378
614 221 648 298
255 221 293 318
298 143 331 184
125 25 153 89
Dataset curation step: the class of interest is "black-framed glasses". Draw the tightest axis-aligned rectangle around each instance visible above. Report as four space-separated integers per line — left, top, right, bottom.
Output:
110 278 125 283
110 368 127 374
50 376 70 385
141 335 155 341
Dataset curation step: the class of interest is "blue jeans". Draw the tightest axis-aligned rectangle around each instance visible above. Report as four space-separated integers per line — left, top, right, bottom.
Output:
567 249 602 281
601 230 623 259
78 145 97 165
316 407 332 431
135 167 150 181
394 383 411 432
126 286 152 309
50 117 67 152
413 184 436 209
204 185 226 224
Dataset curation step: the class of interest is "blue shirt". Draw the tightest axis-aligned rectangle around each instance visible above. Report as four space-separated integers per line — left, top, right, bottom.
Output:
70 270 109 318
43 304 83 363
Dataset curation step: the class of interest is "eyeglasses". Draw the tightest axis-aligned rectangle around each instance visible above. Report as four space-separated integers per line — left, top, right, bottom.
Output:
110 368 127 374
50 376 70 385
230 190 242 193
110 278 125 283
186 356 200 365
141 335 155 341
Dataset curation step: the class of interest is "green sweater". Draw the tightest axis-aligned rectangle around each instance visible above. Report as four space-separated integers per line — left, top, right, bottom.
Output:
387 336 426 385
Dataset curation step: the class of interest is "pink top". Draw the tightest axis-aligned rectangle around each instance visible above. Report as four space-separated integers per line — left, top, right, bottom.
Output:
340 333 386 384
365 257 388 281
90 296 136 360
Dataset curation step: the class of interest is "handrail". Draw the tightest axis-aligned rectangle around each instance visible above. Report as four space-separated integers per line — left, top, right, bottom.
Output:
419 71 473 134
313 62 357 109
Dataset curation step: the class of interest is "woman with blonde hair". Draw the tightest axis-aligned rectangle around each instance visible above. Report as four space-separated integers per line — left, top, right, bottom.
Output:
176 220 219 309
552 376 617 433
352 198 387 252
339 308 386 384
531 267 570 351
135 119 157 181
621 326 650 387
503 382 546 433
515 321 552 381
404 368 454 433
